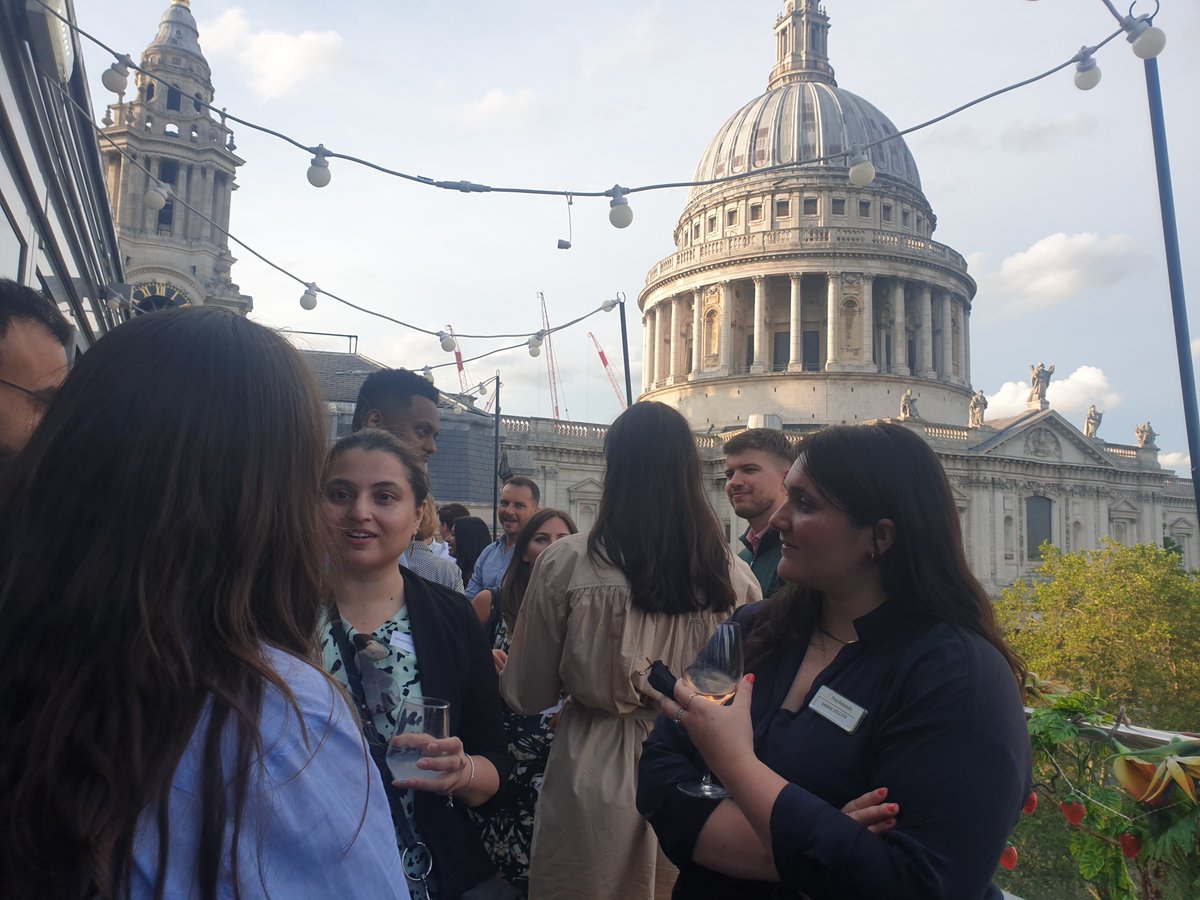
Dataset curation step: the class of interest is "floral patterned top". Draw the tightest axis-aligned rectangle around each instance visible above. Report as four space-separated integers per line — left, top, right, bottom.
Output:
322 606 436 900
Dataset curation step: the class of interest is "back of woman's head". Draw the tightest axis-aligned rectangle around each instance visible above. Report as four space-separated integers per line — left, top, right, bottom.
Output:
452 516 493 581
0 307 330 898
500 508 577 630
588 401 734 615
797 422 1023 681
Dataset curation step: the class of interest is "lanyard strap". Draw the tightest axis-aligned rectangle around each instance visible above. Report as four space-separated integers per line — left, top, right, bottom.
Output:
328 609 426 859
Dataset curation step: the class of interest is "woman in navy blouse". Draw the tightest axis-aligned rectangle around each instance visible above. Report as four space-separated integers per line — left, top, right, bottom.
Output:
639 422 1031 899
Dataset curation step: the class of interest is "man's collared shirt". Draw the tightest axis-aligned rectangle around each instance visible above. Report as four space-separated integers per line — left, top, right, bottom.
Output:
464 537 515 600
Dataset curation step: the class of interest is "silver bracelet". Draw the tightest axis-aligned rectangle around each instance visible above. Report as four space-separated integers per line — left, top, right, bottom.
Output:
446 753 476 808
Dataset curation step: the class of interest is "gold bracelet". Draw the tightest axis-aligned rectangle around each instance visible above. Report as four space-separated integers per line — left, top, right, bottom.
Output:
463 753 476 791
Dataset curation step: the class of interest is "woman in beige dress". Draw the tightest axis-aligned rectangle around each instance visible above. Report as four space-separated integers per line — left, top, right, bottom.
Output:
501 402 761 899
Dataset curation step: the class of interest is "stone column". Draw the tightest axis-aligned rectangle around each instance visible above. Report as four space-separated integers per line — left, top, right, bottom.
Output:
655 302 669 383
825 273 840 371
891 279 909 375
718 281 732 374
918 283 935 378
962 294 972 386
642 304 655 391
861 275 875 372
751 276 767 374
941 289 953 382
690 287 703 377
668 295 681 381
788 274 803 372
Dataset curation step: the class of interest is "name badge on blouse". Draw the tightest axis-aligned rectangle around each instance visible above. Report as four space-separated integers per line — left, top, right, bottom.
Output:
809 686 867 734
389 630 415 655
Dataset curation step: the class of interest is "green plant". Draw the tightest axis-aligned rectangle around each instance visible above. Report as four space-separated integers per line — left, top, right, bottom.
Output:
1011 688 1200 899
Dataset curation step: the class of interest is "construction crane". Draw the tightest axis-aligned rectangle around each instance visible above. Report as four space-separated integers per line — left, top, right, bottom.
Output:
588 331 628 410
445 324 471 394
538 292 568 420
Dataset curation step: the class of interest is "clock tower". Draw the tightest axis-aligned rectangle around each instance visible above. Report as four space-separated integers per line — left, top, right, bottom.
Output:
100 0 252 315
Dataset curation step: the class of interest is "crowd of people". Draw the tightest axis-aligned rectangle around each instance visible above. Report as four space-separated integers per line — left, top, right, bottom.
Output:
0 289 1032 899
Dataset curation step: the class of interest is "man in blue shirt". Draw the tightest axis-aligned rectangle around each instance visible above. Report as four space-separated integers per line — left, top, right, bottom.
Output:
723 428 797 598
464 476 540 600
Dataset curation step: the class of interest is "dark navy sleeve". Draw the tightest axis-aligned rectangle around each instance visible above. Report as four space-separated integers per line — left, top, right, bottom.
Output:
767 630 1031 899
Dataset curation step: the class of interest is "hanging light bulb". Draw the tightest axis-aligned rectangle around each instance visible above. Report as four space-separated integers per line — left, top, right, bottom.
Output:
528 343 542 358
422 366 435 383
144 182 169 211
1124 16 1166 59
101 55 131 94
847 147 876 187
1074 50 1101 91
608 186 633 229
527 331 545 357
477 382 488 396
601 297 619 312
437 331 457 352
307 144 332 188
299 283 319 310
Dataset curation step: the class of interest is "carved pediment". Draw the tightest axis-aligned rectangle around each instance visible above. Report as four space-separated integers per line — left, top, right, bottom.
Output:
972 410 1116 468
566 477 603 499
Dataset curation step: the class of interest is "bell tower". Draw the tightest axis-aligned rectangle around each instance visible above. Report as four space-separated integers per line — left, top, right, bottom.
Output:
100 0 251 314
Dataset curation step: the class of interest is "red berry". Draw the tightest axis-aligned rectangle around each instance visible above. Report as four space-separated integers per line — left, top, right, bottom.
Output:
1060 797 1086 826
1119 831 1142 860
1023 791 1038 815
999 844 1018 871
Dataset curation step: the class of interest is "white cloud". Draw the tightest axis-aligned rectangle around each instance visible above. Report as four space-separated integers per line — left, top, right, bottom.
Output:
986 365 1120 419
439 88 537 129
999 113 1099 151
1158 451 1191 475
579 3 662 79
199 9 342 100
974 232 1149 313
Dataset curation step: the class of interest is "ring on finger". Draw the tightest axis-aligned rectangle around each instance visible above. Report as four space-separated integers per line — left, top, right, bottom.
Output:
673 706 686 724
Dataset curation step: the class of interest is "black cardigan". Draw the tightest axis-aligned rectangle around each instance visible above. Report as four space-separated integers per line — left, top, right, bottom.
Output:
370 569 515 898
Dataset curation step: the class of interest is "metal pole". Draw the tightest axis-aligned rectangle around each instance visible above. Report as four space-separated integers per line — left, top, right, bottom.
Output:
492 373 501 537
618 297 634 408
1142 57 1200 521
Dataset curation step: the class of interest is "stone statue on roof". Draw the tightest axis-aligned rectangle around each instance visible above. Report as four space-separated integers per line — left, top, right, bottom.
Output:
1027 362 1054 403
1135 421 1157 448
899 388 919 420
1084 404 1103 439
969 389 988 428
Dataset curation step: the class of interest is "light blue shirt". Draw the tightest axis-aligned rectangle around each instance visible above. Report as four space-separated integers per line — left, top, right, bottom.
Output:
463 537 515 600
131 646 410 899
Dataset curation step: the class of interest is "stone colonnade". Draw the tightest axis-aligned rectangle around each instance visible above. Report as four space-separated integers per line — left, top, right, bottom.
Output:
642 272 970 391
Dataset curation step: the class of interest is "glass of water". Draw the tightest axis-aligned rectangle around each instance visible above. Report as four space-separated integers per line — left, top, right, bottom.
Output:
386 697 451 783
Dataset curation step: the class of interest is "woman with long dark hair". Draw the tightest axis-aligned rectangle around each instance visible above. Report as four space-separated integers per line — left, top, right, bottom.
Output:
501 402 762 898
450 515 493 594
0 309 406 899
475 509 577 894
639 422 1032 899
321 429 514 899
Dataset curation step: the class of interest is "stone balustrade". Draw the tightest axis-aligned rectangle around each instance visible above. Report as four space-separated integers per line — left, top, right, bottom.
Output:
645 226 970 286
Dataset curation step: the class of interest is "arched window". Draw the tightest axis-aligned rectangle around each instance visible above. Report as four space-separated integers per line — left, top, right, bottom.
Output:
704 308 719 358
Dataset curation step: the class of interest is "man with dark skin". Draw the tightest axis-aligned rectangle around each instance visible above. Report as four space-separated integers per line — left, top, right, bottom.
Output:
0 280 72 471
351 367 441 458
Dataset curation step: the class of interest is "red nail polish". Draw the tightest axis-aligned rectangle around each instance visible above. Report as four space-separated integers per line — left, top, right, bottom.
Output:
876 788 886 797
746 673 756 684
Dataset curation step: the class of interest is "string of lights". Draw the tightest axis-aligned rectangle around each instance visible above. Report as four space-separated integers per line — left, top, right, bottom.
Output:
49 79 620 361
35 0 1169 373
39 0 1146 225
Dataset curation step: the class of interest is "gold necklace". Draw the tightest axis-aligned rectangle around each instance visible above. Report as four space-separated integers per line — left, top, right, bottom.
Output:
818 624 859 645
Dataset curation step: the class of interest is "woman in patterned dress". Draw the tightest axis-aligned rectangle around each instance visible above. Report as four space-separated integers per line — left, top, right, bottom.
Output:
321 428 515 899
474 509 578 895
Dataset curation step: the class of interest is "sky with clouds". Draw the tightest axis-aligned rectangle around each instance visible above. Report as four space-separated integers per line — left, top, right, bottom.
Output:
77 0 1199 472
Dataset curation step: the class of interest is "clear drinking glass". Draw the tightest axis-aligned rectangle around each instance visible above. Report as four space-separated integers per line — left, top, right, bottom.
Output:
678 621 743 799
386 697 451 782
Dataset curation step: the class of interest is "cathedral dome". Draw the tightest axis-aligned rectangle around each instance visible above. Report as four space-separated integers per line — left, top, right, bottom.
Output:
690 81 921 197
689 0 920 203
147 0 206 64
